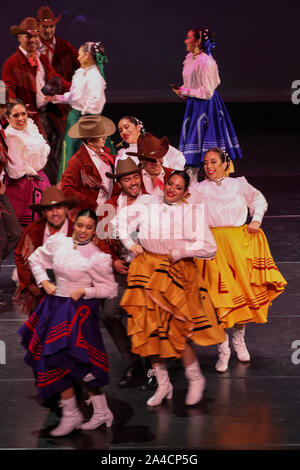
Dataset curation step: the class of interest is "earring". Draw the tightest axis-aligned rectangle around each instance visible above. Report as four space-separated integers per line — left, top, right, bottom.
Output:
83 59 90 67
193 46 200 55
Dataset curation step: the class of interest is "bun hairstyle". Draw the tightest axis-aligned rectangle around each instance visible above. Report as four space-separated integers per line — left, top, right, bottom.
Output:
81 41 107 79
204 147 231 170
75 208 97 225
167 170 190 191
191 28 216 55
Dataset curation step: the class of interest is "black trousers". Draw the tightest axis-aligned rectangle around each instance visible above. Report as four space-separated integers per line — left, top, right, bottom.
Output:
0 194 22 266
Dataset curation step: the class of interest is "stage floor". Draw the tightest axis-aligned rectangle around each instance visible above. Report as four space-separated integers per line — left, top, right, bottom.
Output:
0 130 300 453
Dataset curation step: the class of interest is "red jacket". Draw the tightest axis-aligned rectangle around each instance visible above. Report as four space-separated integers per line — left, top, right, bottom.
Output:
1 49 70 134
51 36 79 83
59 144 114 221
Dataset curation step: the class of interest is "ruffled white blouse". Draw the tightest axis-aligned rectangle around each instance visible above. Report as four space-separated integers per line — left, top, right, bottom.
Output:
115 143 186 170
5 118 50 179
190 177 268 227
180 52 221 100
55 65 106 115
28 232 118 299
111 194 217 262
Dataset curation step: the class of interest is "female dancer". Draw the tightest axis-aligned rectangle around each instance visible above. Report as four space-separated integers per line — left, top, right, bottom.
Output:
172 28 242 178
193 148 287 372
116 116 185 170
18 209 118 436
45 41 115 181
113 170 226 406
4 100 50 226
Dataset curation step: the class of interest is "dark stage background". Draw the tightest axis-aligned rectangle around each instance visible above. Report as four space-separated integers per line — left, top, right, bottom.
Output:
0 0 298 103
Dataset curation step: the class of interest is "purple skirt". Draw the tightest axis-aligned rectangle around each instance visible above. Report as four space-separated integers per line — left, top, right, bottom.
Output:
18 295 109 399
4 170 50 226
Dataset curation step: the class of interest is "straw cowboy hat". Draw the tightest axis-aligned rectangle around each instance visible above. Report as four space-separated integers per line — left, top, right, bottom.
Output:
10 17 39 37
68 115 116 139
29 186 78 213
126 132 169 162
36 6 62 25
106 157 141 181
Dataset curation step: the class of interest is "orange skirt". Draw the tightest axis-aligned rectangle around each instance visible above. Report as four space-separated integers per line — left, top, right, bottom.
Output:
196 226 287 328
120 251 226 359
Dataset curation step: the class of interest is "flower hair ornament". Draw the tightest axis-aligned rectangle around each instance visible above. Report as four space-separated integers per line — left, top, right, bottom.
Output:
93 41 108 79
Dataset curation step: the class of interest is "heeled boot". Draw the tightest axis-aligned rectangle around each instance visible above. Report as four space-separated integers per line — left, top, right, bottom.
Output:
184 360 206 405
146 364 173 407
80 393 113 430
232 325 250 362
50 395 83 437
215 333 231 373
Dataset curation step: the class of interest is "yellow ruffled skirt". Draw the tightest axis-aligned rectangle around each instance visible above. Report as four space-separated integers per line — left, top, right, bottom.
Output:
120 251 226 359
196 226 287 328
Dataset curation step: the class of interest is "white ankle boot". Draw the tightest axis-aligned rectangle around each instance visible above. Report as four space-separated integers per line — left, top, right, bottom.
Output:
81 393 113 430
215 334 231 373
146 365 173 407
184 360 206 405
50 395 83 437
232 326 250 362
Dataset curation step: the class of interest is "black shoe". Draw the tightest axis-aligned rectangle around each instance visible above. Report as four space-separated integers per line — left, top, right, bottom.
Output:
118 359 145 388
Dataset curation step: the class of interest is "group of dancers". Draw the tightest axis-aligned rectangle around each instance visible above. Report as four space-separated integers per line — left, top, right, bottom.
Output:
0 7 287 437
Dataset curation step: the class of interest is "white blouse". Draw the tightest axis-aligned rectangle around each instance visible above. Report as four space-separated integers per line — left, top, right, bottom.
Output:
190 177 268 227
180 52 221 100
115 144 186 170
28 232 118 299
112 195 217 262
5 118 50 179
55 65 106 115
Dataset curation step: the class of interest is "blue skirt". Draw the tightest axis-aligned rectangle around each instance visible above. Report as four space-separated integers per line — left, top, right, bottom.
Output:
18 295 109 399
179 91 242 166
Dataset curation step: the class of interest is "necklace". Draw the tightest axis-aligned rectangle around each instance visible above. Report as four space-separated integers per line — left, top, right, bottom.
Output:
72 238 92 250
208 177 225 186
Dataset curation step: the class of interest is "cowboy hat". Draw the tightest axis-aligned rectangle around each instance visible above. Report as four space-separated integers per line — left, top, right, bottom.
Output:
126 132 169 162
106 157 141 181
68 115 116 139
36 6 62 25
29 186 78 213
10 17 39 37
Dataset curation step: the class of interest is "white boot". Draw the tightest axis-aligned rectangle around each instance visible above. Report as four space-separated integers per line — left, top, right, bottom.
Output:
80 393 113 430
184 360 206 405
215 334 231 373
146 364 173 407
232 326 250 362
50 395 83 437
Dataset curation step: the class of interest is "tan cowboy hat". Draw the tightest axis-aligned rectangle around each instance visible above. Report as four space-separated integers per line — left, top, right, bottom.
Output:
126 132 169 162
29 186 78 213
106 157 141 181
68 115 116 139
10 17 39 37
36 6 62 25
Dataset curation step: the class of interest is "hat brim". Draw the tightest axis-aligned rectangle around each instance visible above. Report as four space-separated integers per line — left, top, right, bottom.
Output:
10 25 38 37
68 117 116 139
29 196 78 213
126 136 169 162
37 13 62 25
105 168 141 181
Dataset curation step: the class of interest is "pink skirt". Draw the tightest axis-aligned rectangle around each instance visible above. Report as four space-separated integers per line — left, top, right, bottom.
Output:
5 171 50 226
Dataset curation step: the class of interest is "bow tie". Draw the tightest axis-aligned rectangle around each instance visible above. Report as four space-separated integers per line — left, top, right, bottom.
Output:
96 149 115 166
28 55 39 68
153 177 164 190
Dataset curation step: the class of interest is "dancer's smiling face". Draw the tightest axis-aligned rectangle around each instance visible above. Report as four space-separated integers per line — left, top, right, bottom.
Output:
118 118 141 145
7 103 28 131
164 174 188 204
73 216 96 243
203 151 227 180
